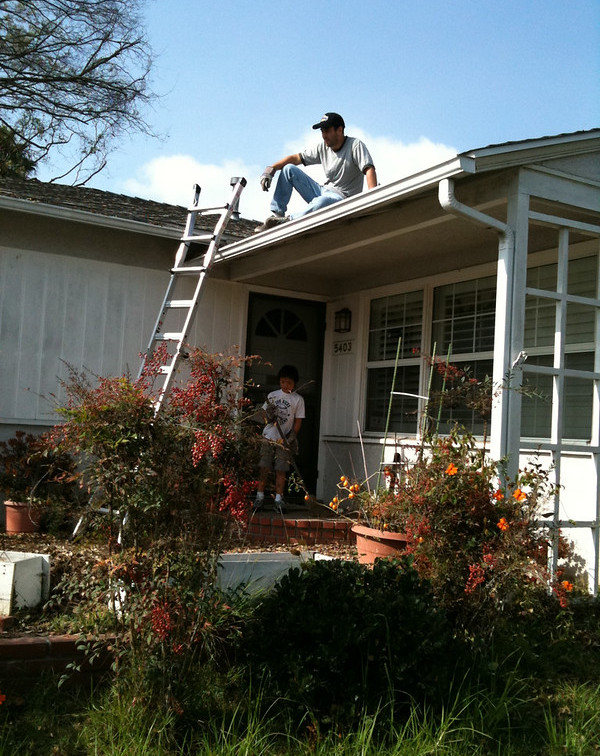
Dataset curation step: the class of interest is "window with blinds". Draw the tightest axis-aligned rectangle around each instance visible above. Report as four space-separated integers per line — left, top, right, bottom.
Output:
364 255 598 439
429 277 496 434
365 290 423 432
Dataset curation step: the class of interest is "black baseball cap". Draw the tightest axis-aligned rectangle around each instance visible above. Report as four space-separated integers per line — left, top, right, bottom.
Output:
312 112 345 130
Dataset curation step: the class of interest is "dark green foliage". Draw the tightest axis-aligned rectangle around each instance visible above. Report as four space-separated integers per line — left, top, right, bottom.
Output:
0 125 35 177
243 557 457 724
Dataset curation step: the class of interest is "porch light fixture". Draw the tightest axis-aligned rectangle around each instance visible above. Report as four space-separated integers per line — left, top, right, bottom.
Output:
334 307 352 333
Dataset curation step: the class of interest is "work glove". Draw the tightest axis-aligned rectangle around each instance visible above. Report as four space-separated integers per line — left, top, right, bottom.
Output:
260 166 275 192
286 431 299 455
264 402 278 422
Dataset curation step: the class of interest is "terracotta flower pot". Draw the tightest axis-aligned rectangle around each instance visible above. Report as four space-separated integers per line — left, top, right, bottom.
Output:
4 500 41 533
352 523 408 565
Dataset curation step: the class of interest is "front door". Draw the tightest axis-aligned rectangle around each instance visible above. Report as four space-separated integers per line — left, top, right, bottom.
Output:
245 293 325 495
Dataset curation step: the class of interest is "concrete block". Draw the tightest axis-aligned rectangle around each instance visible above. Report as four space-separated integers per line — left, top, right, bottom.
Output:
0 551 51 615
218 551 314 592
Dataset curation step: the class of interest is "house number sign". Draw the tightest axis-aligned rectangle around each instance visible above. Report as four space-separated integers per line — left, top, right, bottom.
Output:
333 339 353 355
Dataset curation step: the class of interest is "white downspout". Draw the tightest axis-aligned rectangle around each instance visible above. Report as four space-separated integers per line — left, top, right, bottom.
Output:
438 178 519 474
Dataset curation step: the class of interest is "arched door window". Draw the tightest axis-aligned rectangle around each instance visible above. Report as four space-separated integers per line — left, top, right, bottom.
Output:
255 308 308 341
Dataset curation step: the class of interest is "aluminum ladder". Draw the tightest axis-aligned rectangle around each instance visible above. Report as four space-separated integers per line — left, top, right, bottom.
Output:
71 177 246 540
138 176 246 413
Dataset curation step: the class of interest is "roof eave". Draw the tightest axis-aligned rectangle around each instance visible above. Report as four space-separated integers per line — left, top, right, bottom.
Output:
462 130 600 172
0 194 183 239
218 155 473 260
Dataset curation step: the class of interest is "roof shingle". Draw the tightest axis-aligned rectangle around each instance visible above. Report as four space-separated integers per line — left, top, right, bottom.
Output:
0 176 257 239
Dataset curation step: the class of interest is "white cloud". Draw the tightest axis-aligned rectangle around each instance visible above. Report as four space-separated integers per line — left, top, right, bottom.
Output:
121 132 457 223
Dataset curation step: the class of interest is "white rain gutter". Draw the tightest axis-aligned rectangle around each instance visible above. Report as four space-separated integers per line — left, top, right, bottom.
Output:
218 155 474 261
438 177 518 470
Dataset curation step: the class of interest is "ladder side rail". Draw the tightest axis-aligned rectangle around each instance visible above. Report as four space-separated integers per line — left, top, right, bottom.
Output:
161 179 247 374
152 178 247 410
137 274 180 381
204 177 246 265
173 185 202 268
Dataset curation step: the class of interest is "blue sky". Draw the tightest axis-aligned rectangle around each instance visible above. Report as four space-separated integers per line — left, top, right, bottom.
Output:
38 0 600 221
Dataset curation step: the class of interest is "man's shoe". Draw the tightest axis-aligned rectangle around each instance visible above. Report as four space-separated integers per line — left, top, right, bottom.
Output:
254 215 289 233
252 496 264 511
274 498 288 514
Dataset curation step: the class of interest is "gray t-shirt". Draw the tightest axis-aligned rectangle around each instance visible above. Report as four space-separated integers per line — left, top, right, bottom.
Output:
300 136 374 198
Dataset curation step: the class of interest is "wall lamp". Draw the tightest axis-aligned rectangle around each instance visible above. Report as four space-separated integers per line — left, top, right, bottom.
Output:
334 307 352 333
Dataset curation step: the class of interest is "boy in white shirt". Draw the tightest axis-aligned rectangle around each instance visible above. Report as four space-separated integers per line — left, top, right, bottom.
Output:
254 365 305 513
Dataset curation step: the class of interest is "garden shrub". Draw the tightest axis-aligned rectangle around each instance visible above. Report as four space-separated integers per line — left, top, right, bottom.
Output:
52 348 260 547
334 424 582 644
243 557 457 725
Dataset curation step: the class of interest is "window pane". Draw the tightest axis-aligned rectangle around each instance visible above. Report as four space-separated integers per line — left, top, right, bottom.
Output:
526 262 557 291
524 296 555 349
521 361 553 439
368 290 423 361
566 302 596 346
365 366 420 433
427 359 493 436
563 376 593 441
432 276 496 355
564 352 595 441
568 255 598 297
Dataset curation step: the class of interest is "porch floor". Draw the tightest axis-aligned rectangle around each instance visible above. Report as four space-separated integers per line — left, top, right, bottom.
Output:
245 500 355 546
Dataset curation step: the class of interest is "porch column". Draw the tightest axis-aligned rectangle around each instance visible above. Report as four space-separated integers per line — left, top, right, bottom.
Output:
490 185 529 478
438 178 520 473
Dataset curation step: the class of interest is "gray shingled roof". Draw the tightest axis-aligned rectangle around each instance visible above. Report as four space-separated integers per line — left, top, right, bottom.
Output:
0 176 257 239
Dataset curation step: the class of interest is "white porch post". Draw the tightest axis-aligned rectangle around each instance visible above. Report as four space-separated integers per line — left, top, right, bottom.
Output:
490 186 529 478
438 177 520 473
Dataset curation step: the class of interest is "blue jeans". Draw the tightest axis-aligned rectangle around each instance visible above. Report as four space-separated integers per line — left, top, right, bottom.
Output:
271 164 343 219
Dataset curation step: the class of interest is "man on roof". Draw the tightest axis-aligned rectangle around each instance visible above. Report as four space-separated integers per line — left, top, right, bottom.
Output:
255 112 377 232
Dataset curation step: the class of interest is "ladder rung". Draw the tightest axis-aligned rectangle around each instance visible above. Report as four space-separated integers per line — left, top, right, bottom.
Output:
153 332 184 342
171 266 207 275
188 205 227 215
165 299 194 309
181 233 214 243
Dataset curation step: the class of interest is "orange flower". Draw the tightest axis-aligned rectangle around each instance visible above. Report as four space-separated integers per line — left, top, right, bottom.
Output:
497 517 509 532
513 488 527 502
493 490 504 501
561 580 574 592
445 463 458 476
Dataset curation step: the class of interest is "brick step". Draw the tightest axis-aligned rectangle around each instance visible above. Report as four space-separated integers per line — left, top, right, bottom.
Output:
246 510 354 545
0 634 114 690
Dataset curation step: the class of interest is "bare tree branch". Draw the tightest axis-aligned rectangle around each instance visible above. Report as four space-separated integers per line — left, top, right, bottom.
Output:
0 0 156 183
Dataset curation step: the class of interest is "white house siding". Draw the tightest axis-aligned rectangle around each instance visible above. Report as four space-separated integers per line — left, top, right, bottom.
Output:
0 244 247 439
517 449 599 585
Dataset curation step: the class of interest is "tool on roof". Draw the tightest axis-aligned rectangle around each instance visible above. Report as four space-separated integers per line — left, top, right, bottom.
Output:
138 177 246 414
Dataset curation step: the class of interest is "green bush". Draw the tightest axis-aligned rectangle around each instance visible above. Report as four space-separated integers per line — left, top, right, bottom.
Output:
243 557 457 725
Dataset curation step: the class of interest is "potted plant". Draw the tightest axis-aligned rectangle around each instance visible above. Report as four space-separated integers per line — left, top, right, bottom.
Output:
327 471 409 564
0 430 74 533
